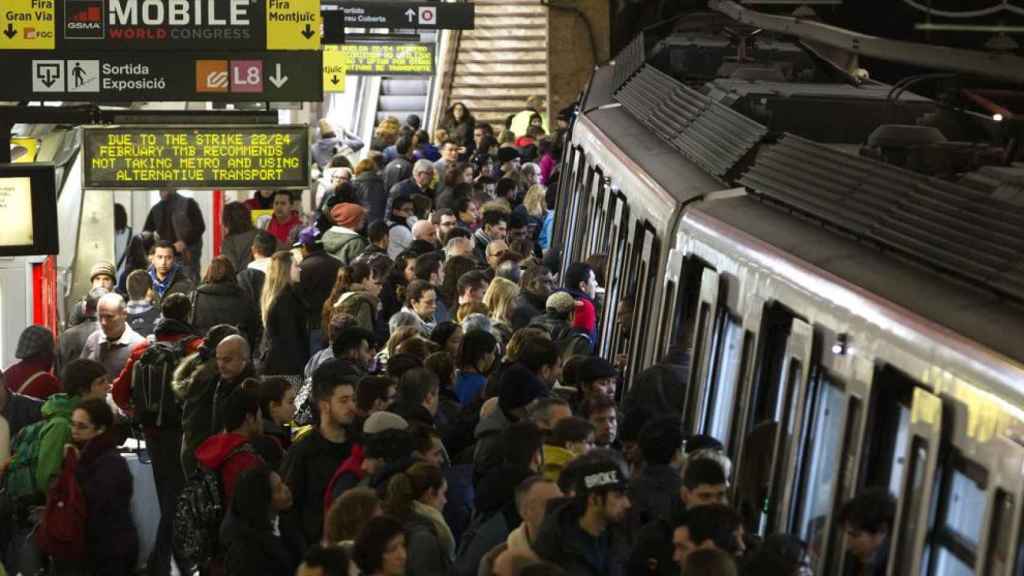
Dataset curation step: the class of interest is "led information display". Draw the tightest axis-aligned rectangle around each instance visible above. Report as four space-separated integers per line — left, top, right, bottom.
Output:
82 125 310 189
0 163 59 256
332 43 434 75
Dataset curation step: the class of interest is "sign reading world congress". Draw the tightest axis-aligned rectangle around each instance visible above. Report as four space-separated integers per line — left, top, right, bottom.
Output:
82 125 310 189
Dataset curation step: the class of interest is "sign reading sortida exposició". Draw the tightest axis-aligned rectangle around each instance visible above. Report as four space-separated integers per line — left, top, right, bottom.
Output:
82 125 310 189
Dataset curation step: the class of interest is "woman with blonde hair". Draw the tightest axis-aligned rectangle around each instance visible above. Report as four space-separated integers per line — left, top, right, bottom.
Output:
259 250 309 376
383 463 453 575
482 277 519 345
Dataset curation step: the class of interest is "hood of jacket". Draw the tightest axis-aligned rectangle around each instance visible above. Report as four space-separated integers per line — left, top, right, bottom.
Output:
195 432 251 470
474 401 513 439
196 281 244 298
323 228 365 253
41 393 78 420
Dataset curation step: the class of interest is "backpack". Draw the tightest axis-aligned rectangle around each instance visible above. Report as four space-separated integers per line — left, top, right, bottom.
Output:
131 337 195 427
2 416 64 502
172 444 253 566
35 450 87 561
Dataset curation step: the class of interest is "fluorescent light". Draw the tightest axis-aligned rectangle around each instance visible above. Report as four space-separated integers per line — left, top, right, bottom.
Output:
993 113 1004 122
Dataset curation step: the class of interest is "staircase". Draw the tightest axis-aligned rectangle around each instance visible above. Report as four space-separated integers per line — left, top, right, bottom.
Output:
444 0 549 128
377 77 431 124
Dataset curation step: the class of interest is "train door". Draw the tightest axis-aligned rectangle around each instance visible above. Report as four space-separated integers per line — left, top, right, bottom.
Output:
626 222 660 377
733 303 813 536
597 191 628 362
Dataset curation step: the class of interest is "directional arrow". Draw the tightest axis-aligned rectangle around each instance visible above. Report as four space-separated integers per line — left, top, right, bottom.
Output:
301 23 315 39
269 63 289 88
405 8 416 23
331 75 340 85
3 23 16 39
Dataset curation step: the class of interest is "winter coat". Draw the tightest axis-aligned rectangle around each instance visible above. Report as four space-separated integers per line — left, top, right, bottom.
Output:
454 464 529 576
509 290 547 332
299 249 343 331
533 499 632 576
441 118 475 150
353 171 389 224
322 227 369 266
220 510 296 576
236 265 267 313
281 427 353 547
628 464 683 530
178 363 256 476
405 508 454 576
143 192 205 249
259 284 310 376
3 356 60 401
76 430 139 576
21 393 77 498
191 281 261 347
149 265 195 303
59 320 98 375
472 405 514 486
195 433 265 503
383 157 413 194
221 229 258 272
627 517 677 576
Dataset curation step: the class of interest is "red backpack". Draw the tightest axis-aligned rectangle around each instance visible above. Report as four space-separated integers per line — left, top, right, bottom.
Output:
35 449 88 561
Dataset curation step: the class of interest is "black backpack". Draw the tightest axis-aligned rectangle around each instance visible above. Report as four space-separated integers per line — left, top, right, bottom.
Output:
131 337 195 427
172 444 253 566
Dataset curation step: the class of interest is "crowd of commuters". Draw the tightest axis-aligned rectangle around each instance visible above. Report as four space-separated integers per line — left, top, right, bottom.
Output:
0 99 896 576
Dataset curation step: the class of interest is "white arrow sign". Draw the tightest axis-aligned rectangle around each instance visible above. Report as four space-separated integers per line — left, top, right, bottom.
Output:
269 63 288 88
405 8 416 22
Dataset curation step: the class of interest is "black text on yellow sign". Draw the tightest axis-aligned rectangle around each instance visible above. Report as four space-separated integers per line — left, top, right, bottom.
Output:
0 0 55 50
82 126 310 189
323 46 346 92
266 0 321 50
331 43 435 76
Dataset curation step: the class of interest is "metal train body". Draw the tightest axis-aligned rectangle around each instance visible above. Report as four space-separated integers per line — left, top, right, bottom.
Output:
553 61 1024 575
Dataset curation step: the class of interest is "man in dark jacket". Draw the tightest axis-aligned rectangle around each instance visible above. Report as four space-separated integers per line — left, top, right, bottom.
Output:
837 488 896 576
297 226 343 352
143 190 206 283
353 163 389 224
473 209 508 264
237 231 276 308
111 293 202 576
388 159 435 214
510 264 557 331
534 458 633 576
628 417 684 531
148 240 194 303
383 136 414 193
282 359 357 547
0 369 43 438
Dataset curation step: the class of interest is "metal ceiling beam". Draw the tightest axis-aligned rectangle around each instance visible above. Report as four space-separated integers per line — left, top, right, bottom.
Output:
709 0 1024 84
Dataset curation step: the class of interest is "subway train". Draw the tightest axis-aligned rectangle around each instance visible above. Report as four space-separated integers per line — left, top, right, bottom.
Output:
550 29 1024 576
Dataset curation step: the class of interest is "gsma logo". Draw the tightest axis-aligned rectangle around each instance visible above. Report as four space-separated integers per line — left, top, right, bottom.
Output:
196 60 229 93
65 0 104 39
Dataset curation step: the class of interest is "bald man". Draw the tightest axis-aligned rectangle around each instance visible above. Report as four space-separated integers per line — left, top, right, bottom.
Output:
216 334 251 382
446 236 474 259
81 292 145 378
508 478 563 555
412 219 438 246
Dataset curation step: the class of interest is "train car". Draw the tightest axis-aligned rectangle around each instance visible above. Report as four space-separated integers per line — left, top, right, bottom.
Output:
553 31 1024 575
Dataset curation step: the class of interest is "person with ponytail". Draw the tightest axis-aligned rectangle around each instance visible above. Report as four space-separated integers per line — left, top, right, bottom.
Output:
220 466 299 576
383 463 453 576
323 261 384 336
259 250 310 376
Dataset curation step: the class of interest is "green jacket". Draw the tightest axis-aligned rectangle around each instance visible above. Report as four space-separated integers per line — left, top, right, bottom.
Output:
34 393 78 494
322 228 368 266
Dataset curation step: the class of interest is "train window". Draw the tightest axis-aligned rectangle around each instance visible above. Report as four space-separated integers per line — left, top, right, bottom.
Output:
985 491 1013 576
925 456 986 575
705 311 745 448
862 366 917 492
668 256 707 357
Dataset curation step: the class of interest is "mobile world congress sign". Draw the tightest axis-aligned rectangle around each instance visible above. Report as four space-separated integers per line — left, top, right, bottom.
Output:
0 0 321 51
82 125 310 189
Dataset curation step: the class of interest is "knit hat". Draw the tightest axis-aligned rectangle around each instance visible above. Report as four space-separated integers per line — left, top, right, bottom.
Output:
90 261 116 282
575 459 628 495
363 411 409 435
15 325 54 359
545 292 578 314
331 202 366 230
498 364 548 414
318 118 336 138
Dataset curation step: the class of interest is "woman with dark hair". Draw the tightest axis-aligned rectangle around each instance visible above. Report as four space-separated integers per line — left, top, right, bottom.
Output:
67 398 138 576
353 515 407 576
381 251 417 321
383 463 452 575
220 466 298 576
117 231 157 293
440 102 475 152
191 255 261 346
429 322 463 359
259 250 310 376
322 261 384 336
251 376 296 469
454 329 497 406
221 201 258 271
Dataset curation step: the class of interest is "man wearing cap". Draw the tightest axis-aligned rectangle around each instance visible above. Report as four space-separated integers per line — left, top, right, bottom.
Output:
528 292 579 341
80 292 145 378
66 261 118 328
265 190 303 247
323 203 369 265
298 225 344 352
534 458 632 576
4 325 60 400
323 411 411 509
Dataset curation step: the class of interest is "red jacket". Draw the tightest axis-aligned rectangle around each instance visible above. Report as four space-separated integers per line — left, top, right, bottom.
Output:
112 333 203 413
265 213 302 246
4 356 60 400
323 443 365 515
195 433 265 504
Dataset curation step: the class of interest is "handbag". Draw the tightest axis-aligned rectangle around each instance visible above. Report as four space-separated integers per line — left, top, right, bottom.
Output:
34 449 87 561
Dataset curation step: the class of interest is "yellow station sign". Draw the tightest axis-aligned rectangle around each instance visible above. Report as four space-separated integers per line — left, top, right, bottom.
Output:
0 0 55 50
266 0 321 50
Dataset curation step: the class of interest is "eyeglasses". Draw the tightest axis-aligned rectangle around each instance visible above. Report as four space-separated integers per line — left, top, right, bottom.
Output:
71 421 95 431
